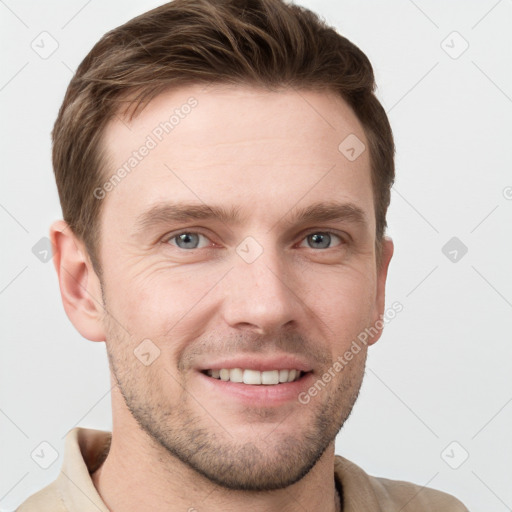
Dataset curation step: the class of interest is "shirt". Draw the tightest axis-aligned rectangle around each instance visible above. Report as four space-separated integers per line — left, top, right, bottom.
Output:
16 427 469 511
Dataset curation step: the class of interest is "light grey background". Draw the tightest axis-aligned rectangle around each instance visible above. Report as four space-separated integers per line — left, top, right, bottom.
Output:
1 0 511 510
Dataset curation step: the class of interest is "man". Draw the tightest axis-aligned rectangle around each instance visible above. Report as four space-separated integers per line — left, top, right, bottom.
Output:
17 0 468 510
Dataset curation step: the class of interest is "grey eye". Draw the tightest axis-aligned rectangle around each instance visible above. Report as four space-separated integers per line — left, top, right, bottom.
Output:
171 232 203 249
302 232 342 249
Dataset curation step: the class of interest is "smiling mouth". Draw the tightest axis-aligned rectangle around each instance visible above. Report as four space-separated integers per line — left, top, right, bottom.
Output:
201 368 308 385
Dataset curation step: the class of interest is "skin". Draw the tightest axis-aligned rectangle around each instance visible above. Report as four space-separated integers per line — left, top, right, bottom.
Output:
51 84 394 512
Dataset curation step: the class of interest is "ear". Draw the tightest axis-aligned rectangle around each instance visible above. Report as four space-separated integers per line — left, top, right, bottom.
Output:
50 220 106 342
367 236 394 346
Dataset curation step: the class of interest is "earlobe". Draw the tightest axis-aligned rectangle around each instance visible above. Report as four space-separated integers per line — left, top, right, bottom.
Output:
368 236 394 346
50 220 106 342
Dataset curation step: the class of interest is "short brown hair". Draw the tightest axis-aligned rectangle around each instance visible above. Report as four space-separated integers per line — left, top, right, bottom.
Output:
52 0 394 272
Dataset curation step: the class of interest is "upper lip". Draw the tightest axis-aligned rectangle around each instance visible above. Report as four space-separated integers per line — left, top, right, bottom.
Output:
196 355 313 373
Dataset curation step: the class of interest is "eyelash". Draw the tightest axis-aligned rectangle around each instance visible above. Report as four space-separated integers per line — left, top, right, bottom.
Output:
163 230 347 250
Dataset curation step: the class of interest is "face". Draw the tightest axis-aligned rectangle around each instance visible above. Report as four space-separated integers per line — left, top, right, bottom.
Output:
95 84 391 490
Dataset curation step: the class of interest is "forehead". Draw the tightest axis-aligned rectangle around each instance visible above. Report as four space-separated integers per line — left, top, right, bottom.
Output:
99 84 374 233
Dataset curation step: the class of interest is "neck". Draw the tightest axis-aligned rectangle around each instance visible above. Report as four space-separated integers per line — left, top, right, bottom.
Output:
92 400 341 511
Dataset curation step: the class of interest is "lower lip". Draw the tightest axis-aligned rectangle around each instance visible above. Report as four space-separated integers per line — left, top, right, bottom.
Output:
197 371 315 406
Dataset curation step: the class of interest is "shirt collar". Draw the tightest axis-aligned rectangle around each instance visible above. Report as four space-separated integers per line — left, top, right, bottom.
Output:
54 427 111 512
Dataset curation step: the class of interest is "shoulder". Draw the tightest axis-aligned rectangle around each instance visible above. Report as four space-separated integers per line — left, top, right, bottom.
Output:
368 475 469 511
15 481 67 512
334 455 469 511
15 427 111 512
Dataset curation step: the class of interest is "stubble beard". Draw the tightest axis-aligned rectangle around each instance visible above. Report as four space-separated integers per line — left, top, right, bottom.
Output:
105 334 366 491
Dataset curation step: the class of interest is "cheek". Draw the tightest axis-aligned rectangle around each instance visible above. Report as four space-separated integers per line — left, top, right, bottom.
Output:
310 268 376 340
106 265 219 340
307 269 376 318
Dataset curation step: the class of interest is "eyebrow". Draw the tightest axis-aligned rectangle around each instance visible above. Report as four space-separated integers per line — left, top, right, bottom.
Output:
134 200 368 234
280 201 368 229
134 203 244 233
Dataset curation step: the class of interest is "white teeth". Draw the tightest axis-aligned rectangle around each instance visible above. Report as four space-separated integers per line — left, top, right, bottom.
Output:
229 368 243 383
205 368 303 385
243 369 261 385
261 370 279 385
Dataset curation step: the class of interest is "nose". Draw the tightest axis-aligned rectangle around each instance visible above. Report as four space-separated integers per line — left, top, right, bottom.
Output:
220 241 304 335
